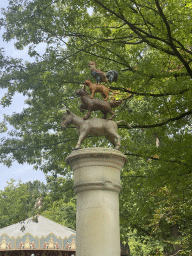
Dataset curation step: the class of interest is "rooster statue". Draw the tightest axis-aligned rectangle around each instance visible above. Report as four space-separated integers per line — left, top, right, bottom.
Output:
88 61 118 84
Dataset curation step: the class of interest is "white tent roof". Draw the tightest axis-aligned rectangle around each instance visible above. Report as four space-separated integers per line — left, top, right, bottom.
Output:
0 215 76 239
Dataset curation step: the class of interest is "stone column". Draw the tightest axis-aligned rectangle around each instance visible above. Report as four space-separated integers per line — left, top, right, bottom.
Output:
66 148 127 256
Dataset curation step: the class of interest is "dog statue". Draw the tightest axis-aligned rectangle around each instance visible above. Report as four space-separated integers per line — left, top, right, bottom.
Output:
76 87 123 120
84 79 114 101
88 61 118 84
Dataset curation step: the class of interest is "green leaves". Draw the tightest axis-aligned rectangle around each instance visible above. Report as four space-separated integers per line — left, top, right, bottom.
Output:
0 0 192 254
0 179 47 228
41 176 76 229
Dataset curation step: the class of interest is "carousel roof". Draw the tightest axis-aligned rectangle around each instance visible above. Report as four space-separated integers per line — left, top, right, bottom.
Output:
0 215 75 239
0 215 76 251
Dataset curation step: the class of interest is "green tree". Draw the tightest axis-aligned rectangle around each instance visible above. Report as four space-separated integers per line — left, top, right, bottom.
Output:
42 175 76 230
0 179 47 228
0 0 192 254
0 178 75 230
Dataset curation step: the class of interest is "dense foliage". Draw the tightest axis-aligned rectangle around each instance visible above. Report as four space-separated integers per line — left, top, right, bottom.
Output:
0 178 76 230
0 180 47 228
0 0 192 255
42 175 76 230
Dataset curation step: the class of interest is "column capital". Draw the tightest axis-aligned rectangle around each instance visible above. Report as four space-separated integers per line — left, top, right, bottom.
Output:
66 147 127 171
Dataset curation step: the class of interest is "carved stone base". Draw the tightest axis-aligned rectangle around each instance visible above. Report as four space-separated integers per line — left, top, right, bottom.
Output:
66 148 127 256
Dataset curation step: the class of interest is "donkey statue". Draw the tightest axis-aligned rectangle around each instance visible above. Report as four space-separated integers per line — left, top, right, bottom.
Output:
61 110 123 150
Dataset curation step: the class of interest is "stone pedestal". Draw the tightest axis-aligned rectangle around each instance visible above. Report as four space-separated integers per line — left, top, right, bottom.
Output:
66 148 127 256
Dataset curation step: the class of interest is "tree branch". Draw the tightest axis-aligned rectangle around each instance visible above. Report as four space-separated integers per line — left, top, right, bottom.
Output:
118 110 192 129
123 152 190 167
93 0 176 56
155 0 192 78
110 86 189 97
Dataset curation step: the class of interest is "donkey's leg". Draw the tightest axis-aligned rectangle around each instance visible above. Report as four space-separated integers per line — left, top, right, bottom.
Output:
106 131 121 149
75 132 88 150
115 134 121 150
106 135 116 147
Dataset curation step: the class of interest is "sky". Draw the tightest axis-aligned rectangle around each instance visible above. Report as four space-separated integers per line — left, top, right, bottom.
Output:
0 1 47 190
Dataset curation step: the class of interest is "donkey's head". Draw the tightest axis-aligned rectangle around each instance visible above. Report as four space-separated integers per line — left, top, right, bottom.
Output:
61 110 73 129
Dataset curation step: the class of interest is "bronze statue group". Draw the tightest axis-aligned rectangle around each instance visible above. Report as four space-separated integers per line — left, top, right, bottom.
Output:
61 61 131 150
